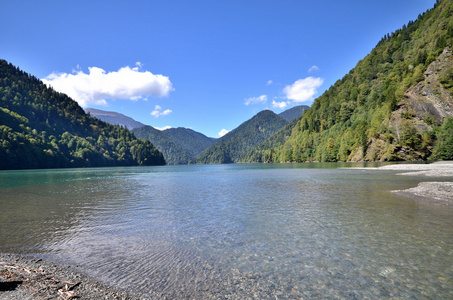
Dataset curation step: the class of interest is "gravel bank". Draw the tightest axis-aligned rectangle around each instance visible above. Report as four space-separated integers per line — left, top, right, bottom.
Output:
0 253 141 300
394 182 453 206
375 161 453 177
365 161 453 205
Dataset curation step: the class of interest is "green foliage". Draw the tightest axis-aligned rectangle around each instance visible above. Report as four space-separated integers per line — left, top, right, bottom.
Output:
0 60 165 170
243 114 304 162
248 0 453 163
163 127 216 157
132 126 195 164
278 105 310 122
197 110 288 164
439 67 453 95
432 117 453 160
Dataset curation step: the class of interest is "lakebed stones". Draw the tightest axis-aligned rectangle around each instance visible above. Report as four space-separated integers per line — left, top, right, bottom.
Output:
0 254 133 300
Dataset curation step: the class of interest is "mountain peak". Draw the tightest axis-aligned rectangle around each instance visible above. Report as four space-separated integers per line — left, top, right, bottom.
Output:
85 108 145 130
278 105 310 122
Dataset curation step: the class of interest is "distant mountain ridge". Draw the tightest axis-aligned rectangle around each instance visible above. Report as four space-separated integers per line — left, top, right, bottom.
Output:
86 105 307 165
132 125 196 164
278 105 310 122
163 127 216 157
244 114 305 162
196 110 288 164
85 108 145 130
84 108 217 164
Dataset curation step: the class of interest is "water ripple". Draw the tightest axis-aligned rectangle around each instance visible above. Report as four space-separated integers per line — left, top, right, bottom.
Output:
0 164 452 298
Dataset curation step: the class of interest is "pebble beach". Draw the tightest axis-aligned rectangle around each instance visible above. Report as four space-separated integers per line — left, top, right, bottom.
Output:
372 161 453 205
0 253 140 300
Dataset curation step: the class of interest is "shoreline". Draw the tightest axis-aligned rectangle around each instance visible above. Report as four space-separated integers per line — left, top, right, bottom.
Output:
2 162 452 299
356 161 453 205
0 253 140 300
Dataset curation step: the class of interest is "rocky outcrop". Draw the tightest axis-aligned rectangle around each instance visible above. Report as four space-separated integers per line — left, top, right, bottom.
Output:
365 47 453 161
395 47 453 129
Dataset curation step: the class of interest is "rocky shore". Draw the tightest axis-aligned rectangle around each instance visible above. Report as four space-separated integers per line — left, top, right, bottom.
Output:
0 253 140 300
369 161 453 205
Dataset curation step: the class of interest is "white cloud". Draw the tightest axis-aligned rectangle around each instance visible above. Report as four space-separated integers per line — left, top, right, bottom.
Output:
151 105 172 118
42 63 174 107
218 129 230 137
156 126 172 131
244 95 267 106
266 80 273 85
272 100 289 109
308 65 320 73
283 77 323 103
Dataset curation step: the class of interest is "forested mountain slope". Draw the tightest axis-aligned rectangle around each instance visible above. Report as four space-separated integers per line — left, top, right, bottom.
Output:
85 108 145 130
84 108 215 164
259 0 453 163
278 105 310 122
196 110 288 164
242 105 310 162
243 114 305 162
132 125 196 164
0 60 165 170
163 127 216 157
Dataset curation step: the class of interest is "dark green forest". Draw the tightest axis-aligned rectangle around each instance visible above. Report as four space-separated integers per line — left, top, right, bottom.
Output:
132 126 196 164
243 114 304 163
132 126 216 165
248 0 453 163
197 110 288 164
278 105 310 122
0 60 165 170
163 127 216 158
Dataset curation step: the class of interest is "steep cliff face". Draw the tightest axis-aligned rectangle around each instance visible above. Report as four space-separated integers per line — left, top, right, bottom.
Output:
361 47 453 161
396 47 453 127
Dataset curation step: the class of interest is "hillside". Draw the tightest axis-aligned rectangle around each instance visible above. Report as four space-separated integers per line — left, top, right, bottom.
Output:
85 108 145 130
256 0 453 163
278 105 310 122
163 127 216 157
83 108 215 164
132 125 195 164
242 105 310 162
243 114 305 162
0 60 165 170
196 110 288 164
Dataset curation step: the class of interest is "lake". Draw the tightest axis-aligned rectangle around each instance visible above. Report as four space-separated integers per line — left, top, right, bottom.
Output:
0 163 452 298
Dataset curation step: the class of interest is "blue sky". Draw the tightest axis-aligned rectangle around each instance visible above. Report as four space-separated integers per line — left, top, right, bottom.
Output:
1 0 436 138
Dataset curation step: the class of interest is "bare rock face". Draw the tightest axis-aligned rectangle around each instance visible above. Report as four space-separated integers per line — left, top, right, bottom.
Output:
398 47 453 128
369 47 453 161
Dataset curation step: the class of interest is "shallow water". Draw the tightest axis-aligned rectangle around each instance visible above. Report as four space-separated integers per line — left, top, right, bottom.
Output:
1 163 452 298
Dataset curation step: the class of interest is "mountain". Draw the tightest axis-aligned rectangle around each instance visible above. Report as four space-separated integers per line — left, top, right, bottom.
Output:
243 114 305 163
251 0 453 163
240 105 310 162
132 126 216 164
82 108 216 164
85 108 145 130
196 110 288 164
0 60 165 170
278 105 310 122
163 127 216 157
132 125 195 164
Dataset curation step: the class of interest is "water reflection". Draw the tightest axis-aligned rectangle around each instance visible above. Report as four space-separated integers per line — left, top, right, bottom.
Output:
0 164 452 298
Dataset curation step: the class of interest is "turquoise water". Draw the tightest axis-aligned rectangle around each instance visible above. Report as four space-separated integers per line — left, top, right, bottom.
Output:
0 163 452 298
